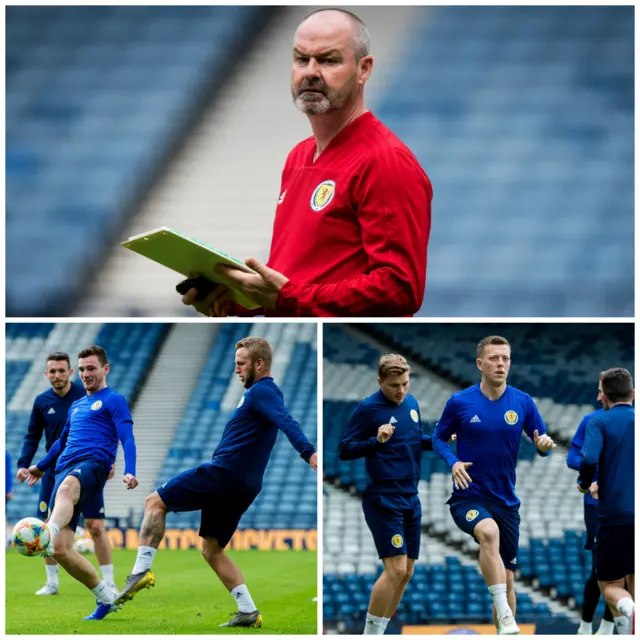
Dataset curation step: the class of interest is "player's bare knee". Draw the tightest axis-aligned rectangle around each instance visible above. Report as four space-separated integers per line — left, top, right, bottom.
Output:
144 491 166 514
57 479 79 504
202 538 223 564
384 557 408 586
52 538 73 562
475 519 499 547
84 519 105 538
403 562 415 585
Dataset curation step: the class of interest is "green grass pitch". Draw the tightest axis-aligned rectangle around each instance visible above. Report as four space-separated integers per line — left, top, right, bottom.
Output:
6 548 317 634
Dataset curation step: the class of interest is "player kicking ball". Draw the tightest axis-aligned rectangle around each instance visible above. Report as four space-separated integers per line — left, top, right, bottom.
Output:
114 337 317 628
432 336 556 635
27 346 138 621
16 351 117 597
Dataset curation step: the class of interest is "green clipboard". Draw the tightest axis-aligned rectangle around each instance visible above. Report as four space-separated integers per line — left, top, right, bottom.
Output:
121 227 261 310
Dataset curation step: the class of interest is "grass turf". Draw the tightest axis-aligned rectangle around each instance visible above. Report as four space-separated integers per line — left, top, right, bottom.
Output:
6 548 317 634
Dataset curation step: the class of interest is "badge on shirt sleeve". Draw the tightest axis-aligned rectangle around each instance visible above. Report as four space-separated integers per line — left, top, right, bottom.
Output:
504 410 519 425
310 180 336 211
410 409 419 423
237 396 245 408
91 400 102 411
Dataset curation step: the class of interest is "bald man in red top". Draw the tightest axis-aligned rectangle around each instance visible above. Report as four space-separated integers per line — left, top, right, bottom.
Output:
182 8 432 317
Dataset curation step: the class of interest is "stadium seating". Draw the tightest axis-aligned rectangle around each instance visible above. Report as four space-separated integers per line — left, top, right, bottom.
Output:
6 6 272 316
363 323 634 407
163 322 317 532
323 324 620 631
323 486 577 632
377 6 633 316
5 322 167 522
6 322 317 535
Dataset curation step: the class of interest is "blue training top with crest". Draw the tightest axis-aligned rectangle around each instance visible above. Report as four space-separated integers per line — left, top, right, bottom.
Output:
36 386 136 476
433 384 550 508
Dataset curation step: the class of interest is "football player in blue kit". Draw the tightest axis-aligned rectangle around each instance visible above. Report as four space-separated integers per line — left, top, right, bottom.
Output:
27 346 138 621
567 372 615 635
339 353 436 635
16 351 116 596
433 336 556 636
114 336 317 628
578 368 635 635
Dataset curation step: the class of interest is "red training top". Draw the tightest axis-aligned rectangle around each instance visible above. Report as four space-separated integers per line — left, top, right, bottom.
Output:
238 111 432 317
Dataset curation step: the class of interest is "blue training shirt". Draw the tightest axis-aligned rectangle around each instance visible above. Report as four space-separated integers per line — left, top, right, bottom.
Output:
36 387 136 476
567 409 602 506
579 404 634 526
433 384 550 508
338 390 433 497
17 382 86 469
211 376 315 491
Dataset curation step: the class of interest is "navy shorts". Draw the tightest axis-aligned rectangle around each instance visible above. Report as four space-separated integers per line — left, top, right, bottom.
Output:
157 462 258 548
362 492 421 560
39 468 105 521
584 503 599 551
595 524 634 582
449 494 520 572
51 460 109 532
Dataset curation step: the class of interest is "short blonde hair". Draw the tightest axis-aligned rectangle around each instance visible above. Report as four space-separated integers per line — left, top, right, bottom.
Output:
236 337 272 370
378 353 410 380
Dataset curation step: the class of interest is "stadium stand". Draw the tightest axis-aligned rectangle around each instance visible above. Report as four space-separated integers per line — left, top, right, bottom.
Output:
6 322 167 523
385 6 633 317
323 324 632 633
6 7 633 318
6 6 275 317
6 322 317 534
164 322 317 531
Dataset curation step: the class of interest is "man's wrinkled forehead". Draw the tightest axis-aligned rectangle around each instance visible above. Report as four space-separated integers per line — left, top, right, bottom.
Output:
294 13 354 56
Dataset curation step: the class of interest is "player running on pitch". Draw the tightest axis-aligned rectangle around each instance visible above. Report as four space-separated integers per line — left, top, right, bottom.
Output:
567 372 615 635
432 336 556 635
27 346 137 621
17 351 117 596
113 336 317 628
578 368 635 635
339 353 441 635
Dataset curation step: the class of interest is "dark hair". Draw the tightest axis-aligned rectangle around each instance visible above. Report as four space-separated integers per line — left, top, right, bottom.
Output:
77 345 108 366
45 351 71 368
601 368 633 403
477 335 510 358
300 8 371 61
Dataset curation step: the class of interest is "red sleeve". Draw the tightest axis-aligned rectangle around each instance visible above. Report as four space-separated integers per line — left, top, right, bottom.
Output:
275 148 431 317
228 303 265 317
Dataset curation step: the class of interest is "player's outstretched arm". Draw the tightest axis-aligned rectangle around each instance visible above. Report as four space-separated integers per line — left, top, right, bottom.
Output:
254 384 316 463
338 405 380 461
